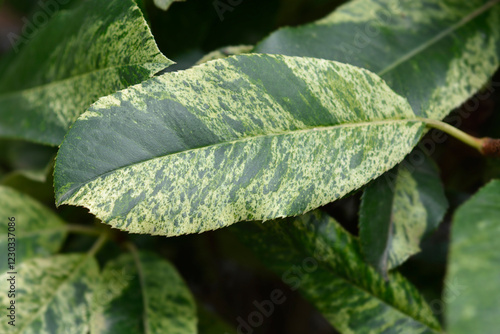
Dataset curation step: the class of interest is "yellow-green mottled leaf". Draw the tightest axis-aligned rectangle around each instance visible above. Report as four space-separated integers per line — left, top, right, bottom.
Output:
0 0 173 146
91 251 196 334
446 180 500 333
360 152 448 275
255 0 500 121
233 210 442 333
257 0 494 278
0 254 99 333
54 54 425 237
153 0 186 11
0 186 67 273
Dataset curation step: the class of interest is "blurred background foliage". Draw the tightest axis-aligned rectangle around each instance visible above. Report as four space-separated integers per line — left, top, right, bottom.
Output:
0 0 499 332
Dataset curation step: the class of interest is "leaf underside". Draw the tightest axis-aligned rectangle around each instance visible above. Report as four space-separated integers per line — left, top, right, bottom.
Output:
55 54 425 237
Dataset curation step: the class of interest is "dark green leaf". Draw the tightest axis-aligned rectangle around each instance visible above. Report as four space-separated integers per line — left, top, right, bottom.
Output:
233 210 442 333
255 0 500 120
360 152 448 274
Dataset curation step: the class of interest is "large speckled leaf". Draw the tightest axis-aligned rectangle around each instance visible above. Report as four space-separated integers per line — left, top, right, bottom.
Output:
0 0 172 146
0 254 99 333
446 180 500 333
233 210 442 333
359 152 448 275
0 186 67 273
91 251 196 334
54 54 426 237
255 0 500 121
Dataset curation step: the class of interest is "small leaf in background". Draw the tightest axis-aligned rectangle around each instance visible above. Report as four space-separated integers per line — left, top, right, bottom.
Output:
360 152 448 275
0 140 56 182
154 0 186 11
196 44 254 65
255 0 500 121
0 186 68 273
446 180 500 333
91 251 197 334
233 210 442 333
0 0 173 146
55 54 425 237
0 254 99 333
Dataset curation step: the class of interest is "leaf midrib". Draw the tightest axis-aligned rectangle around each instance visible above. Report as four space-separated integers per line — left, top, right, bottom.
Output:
0 60 170 100
130 249 150 334
14 254 92 334
58 118 424 203
303 233 441 331
377 0 500 77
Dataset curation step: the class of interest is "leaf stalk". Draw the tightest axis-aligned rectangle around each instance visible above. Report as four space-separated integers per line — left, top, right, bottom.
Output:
418 118 500 157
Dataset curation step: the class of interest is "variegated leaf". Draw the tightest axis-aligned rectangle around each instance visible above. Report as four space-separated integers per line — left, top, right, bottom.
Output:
0 0 172 146
54 54 425 237
254 0 499 273
91 251 197 334
0 186 67 273
360 152 448 275
255 0 500 120
233 210 442 333
446 180 500 333
0 254 99 334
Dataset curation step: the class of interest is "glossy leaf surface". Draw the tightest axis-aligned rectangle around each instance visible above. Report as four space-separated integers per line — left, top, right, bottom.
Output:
0 0 172 145
233 211 442 333
55 54 425 236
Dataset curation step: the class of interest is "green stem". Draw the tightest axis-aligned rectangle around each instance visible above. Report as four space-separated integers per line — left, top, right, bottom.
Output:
66 224 103 236
88 233 108 257
417 117 483 152
125 242 150 334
